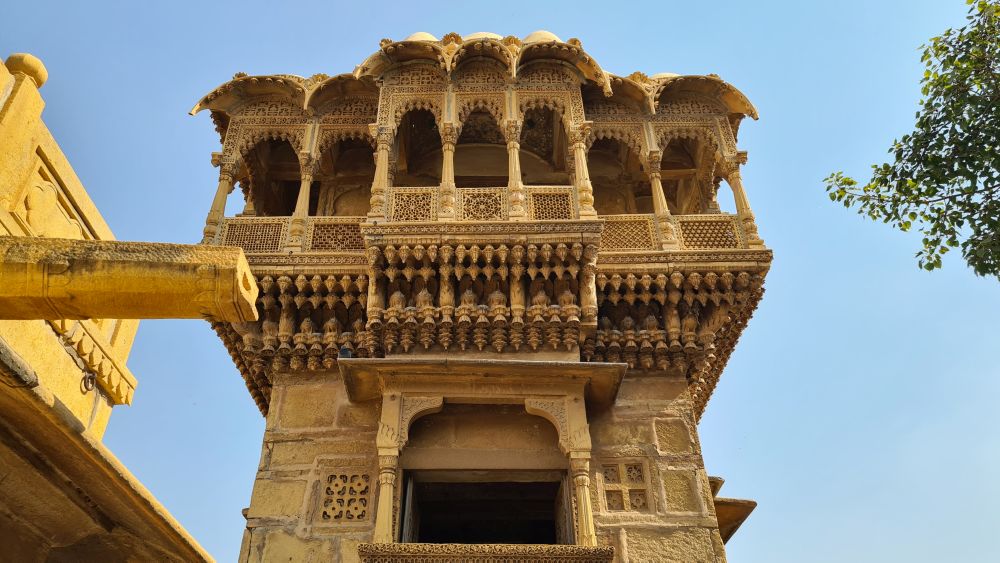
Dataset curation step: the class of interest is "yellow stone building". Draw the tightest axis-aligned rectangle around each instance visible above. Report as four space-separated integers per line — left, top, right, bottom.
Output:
0 54 254 561
196 31 771 562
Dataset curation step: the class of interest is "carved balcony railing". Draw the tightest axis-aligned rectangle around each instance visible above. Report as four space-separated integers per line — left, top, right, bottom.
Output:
599 214 660 251
305 217 365 252
389 187 440 222
674 213 745 250
456 187 508 221
217 216 290 254
357 543 615 563
526 186 577 220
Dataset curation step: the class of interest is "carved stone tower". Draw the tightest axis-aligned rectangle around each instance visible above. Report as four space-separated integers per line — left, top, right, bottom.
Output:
195 30 770 562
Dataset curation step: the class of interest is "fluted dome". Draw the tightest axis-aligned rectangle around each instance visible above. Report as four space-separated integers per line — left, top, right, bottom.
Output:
523 30 562 43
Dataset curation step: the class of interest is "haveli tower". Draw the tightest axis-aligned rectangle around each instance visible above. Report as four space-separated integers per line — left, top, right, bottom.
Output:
194 30 772 562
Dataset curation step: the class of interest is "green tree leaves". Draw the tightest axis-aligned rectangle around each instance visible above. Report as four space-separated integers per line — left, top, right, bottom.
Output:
825 0 1000 277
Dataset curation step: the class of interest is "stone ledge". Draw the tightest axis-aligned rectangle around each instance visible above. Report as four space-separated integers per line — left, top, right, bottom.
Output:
357 543 615 562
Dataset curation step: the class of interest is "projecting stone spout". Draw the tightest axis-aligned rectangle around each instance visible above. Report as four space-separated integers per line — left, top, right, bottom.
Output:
0 236 258 323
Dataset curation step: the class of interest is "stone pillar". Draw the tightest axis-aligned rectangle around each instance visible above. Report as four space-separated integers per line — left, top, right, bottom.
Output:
725 168 763 248
570 455 597 546
569 123 597 218
504 120 526 219
647 151 679 250
374 453 399 543
287 155 316 251
368 124 393 221
202 165 235 243
438 123 457 220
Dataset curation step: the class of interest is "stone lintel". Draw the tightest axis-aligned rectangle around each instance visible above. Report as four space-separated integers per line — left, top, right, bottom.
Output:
0 237 258 323
339 357 625 407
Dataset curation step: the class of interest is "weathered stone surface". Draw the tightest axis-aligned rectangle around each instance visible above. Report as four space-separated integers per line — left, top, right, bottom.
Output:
662 470 704 513
625 527 719 563
276 383 339 429
655 418 694 454
247 479 306 519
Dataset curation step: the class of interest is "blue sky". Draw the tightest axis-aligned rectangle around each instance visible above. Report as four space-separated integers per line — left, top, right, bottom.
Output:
4 1 999 560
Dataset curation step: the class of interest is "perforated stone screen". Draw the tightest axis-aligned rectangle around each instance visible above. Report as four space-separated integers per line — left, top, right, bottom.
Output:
220 219 287 253
309 220 364 251
458 188 507 221
601 216 657 250
677 216 743 249
529 192 573 220
391 190 436 222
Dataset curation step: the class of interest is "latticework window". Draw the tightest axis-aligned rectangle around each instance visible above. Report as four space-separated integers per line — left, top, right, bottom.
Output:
601 216 657 250
529 192 573 220
459 189 506 221
601 460 651 513
309 220 364 251
677 216 743 249
319 473 371 522
221 218 287 253
391 190 436 222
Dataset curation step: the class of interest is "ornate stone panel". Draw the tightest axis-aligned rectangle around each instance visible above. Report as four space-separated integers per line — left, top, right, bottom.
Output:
317 472 372 522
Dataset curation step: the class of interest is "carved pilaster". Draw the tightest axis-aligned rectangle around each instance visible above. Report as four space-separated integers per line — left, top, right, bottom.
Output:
369 124 393 220
569 122 596 218
504 120 526 219
570 456 597 547
438 123 458 220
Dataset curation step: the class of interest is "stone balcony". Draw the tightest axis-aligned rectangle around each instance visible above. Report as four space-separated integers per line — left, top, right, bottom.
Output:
209 209 771 418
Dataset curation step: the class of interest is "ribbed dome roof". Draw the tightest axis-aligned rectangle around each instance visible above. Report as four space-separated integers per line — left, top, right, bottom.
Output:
464 31 502 40
404 31 438 42
523 30 562 43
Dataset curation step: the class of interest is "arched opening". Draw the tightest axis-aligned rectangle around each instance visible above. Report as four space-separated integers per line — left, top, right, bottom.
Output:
314 137 375 216
519 107 570 185
454 110 508 188
659 138 703 214
587 138 651 215
399 403 573 544
243 138 306 216
394 109 441 187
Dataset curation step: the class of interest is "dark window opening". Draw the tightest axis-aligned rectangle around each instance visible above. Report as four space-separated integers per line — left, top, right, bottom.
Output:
402 479 564 544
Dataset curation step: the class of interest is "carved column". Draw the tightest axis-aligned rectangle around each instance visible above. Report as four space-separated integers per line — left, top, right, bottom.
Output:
288 154 317 250
647 150 679 250
202 163 236 243
374 391 402 543
439 123 457 220
369 124 393 221
724 167 764 248
570 455 598 547
569 122 597 217
374 454 398 543
504 120 526 219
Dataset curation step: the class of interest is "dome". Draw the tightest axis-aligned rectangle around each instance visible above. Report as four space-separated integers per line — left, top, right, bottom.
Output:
523 30 562 44
464 31 502 41
404 31 439 42
652 72 680 79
